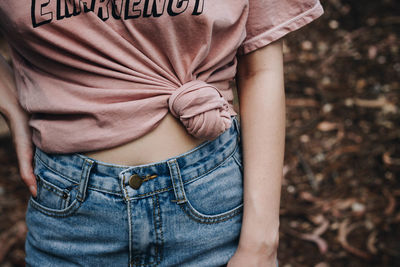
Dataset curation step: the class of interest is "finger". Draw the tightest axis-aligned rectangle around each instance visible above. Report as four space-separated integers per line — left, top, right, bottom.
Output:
15 138 37 197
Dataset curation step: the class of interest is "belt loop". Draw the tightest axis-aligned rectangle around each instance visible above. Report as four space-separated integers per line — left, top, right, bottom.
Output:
77 158 94 202
167 159 187 204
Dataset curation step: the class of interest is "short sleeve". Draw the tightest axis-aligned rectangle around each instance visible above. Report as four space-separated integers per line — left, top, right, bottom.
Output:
237 0 324 56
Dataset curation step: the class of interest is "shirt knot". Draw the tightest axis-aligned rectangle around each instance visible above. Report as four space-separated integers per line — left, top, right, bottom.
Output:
168 80 232 140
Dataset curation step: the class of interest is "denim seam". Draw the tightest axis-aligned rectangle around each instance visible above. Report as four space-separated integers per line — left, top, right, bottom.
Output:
85 185 124 196
125 187 172 200
28 197 82 217
35 154 78 185
181 140 240 186
171 159 188 203
232 155 243 170
131 260 158 266
179 203 243 224
64 194 71 209
231 147 243 171
155 194 164 263
37 174 69 198
131 195 163 266
152 195 162 265
36 153 125 196
77 159 93 202
126 196 133 266
130 260 158 267
175 159 186 201
168 160 184 203
122 175 130 202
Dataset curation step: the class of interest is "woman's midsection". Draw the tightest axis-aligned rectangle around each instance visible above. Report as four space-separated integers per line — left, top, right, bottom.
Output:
81 112 208 166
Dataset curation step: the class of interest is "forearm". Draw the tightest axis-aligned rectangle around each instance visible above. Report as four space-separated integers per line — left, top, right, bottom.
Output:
235 40 285 254
0 51 21 120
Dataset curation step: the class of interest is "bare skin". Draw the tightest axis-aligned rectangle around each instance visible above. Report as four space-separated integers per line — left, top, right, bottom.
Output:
0 39 284 266
227 39 284 267
81 112 208 166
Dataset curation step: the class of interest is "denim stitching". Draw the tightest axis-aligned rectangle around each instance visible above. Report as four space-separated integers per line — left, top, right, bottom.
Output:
130 198 161 266
180 140 240 186
231 147 243 171
174 159 187 202
126 193 133 266
125 187 172 200
179 203 243 224
28 197 82 218
64 194 71 209
36 174 68 198
35 154 77 184
186 201 243 221
130 195 162 266
77 160 93 202
36 154 127 195
85 186 123 196
168 160 184 202
131 260 158 266
35 151 126 193
122 174 130 202
171 142 243 223
155 194 164 263
152 195 161 265
131 198 164 266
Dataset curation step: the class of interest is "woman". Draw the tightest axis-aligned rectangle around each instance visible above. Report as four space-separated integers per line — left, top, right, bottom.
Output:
0 0 323 266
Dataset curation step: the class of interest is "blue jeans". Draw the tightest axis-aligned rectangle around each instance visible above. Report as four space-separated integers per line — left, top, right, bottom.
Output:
25 116 249 266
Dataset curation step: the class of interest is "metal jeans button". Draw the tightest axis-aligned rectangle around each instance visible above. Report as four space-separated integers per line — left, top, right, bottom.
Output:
129 174 143 190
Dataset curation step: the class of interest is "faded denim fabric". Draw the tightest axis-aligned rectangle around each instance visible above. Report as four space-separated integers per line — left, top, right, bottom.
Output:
25 116 265 266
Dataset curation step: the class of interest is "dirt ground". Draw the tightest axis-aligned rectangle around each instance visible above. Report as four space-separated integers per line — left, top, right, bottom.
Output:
0 0 399 266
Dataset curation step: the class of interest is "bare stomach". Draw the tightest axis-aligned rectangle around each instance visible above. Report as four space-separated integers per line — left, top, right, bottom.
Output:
81 112 208 166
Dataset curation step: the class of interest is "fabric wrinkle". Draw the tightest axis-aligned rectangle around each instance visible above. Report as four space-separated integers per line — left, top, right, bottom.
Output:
168 80 231 140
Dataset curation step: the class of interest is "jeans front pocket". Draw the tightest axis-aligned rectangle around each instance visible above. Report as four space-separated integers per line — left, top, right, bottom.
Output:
29 152 94 217
169 144 244 224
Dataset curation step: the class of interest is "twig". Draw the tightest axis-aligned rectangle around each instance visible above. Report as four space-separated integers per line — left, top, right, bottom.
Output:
297 150 318 191
338 219 372 260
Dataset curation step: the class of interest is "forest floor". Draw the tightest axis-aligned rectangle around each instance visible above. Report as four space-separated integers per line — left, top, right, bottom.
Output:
0 0 399 266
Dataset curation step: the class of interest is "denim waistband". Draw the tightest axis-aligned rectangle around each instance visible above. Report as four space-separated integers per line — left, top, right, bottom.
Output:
34 116 241 200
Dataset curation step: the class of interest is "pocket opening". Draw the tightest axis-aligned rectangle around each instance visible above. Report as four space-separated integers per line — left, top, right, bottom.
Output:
29 155 95 217
169 153 244 224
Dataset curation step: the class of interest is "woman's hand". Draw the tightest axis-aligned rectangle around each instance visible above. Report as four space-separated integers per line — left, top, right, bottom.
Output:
5 110 36 197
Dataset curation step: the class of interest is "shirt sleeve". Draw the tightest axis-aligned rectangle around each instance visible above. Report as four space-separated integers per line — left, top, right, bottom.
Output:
237 0 324 56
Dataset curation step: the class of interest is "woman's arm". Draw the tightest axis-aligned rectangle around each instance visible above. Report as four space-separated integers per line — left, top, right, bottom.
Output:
0 53 20 118
0 51 37 197
228 39 285 266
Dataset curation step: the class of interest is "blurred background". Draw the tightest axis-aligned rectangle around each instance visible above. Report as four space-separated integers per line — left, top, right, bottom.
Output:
0 0 399 266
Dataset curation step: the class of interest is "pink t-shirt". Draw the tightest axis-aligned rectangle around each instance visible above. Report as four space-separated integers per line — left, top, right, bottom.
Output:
0 0 324 153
